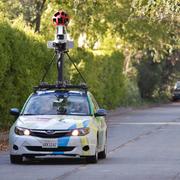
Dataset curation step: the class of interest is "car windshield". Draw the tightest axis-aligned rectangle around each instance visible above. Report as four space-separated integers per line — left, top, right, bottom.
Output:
22 92 90 116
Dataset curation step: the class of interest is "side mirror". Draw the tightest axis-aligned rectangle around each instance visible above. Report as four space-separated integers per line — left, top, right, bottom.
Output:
94 109 107 117
10 108 20 116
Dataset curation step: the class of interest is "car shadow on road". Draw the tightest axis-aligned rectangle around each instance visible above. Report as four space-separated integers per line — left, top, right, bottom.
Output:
23 157 87 165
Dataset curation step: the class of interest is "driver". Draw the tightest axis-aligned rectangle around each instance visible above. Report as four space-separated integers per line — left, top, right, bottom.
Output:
71 102 86 114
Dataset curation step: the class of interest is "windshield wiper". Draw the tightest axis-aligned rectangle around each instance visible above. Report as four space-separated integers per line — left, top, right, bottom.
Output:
22 113 37 116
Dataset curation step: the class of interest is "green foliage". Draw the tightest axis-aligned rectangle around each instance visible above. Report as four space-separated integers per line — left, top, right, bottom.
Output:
136 55 162 98
136 49 180 100
67 49 125 109
0 19 53 129
136 51 165 99
121 78 142 106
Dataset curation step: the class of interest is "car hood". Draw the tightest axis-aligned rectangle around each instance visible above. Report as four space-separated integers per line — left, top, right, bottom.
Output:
15 115 92 130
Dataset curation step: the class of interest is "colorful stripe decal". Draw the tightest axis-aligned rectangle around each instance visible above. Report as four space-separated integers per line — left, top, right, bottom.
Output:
52 124 77 155
68 124 76 130
52 152 64 155
77 122 90 156
83 120 89 128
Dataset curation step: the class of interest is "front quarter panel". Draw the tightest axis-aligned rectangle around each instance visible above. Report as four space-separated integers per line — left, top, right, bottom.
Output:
87 92 107 152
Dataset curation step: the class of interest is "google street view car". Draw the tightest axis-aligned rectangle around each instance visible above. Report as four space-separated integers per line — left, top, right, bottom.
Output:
9 10 107 164
9 85 107 164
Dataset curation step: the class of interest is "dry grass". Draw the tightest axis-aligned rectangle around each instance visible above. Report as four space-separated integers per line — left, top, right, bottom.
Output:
0 131 9 151
0 140 9 151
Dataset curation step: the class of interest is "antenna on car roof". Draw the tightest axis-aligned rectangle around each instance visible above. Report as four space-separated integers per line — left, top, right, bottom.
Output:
36 10 87 91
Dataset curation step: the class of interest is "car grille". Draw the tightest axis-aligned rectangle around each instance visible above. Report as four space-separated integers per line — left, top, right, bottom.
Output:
26 146 75 152
30 130 71 138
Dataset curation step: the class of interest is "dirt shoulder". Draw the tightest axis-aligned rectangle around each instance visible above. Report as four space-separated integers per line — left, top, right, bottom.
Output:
0 131 9 151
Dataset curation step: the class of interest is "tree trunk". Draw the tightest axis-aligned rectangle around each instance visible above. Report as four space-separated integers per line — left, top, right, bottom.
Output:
34 0 46 33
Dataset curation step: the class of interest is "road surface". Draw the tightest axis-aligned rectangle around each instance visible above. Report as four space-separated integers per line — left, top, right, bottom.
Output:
1 103 180 180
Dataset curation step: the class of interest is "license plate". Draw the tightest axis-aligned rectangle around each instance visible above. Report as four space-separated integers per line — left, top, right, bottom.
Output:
41 139 58 148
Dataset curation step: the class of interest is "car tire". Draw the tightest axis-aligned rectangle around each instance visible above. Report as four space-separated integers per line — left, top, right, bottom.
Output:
98 131 107 159
86 145 98 164
10 155 23 164
98 144 107 159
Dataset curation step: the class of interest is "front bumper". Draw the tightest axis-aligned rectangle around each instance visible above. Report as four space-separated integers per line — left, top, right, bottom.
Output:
9 134 97 157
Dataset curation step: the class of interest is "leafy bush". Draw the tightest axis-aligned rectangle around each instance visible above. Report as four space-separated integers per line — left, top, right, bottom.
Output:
136 56 162 99
121 78 142 106
69 49 125 109
0 20 53 129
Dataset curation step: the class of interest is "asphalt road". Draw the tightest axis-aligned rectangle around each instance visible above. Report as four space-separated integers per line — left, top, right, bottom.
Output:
1 103 180 180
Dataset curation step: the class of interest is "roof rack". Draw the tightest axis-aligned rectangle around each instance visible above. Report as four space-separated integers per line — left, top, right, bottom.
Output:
33 82 88 92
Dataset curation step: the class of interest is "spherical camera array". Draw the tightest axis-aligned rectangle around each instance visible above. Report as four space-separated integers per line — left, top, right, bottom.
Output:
52 11 70 26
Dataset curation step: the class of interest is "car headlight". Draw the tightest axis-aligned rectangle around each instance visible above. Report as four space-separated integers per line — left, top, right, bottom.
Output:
15 127 31 136
71 127 90 136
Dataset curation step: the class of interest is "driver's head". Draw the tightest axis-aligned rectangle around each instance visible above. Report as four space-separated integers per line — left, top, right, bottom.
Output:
74 102 83 112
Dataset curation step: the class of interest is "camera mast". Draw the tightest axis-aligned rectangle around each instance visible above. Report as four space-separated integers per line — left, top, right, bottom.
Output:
35 11 87 92
48 10 71 83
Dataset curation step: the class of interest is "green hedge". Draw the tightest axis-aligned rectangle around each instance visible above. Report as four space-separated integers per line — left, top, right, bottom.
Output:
69 49 126 109
0 21 53 129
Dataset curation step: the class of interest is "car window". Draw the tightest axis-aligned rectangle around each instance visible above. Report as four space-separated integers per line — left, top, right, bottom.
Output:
22 92 90 116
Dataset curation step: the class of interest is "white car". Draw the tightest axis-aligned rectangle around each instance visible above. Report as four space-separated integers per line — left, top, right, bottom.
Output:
9 89 107 164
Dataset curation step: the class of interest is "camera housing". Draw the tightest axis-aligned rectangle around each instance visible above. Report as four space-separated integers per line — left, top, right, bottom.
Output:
55 26 67 44
47 11 73 51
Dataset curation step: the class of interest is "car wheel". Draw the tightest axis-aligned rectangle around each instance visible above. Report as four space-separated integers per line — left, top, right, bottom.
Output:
10 155 23 164
98 144 107 159
86 145 98 164
98 131 107 159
